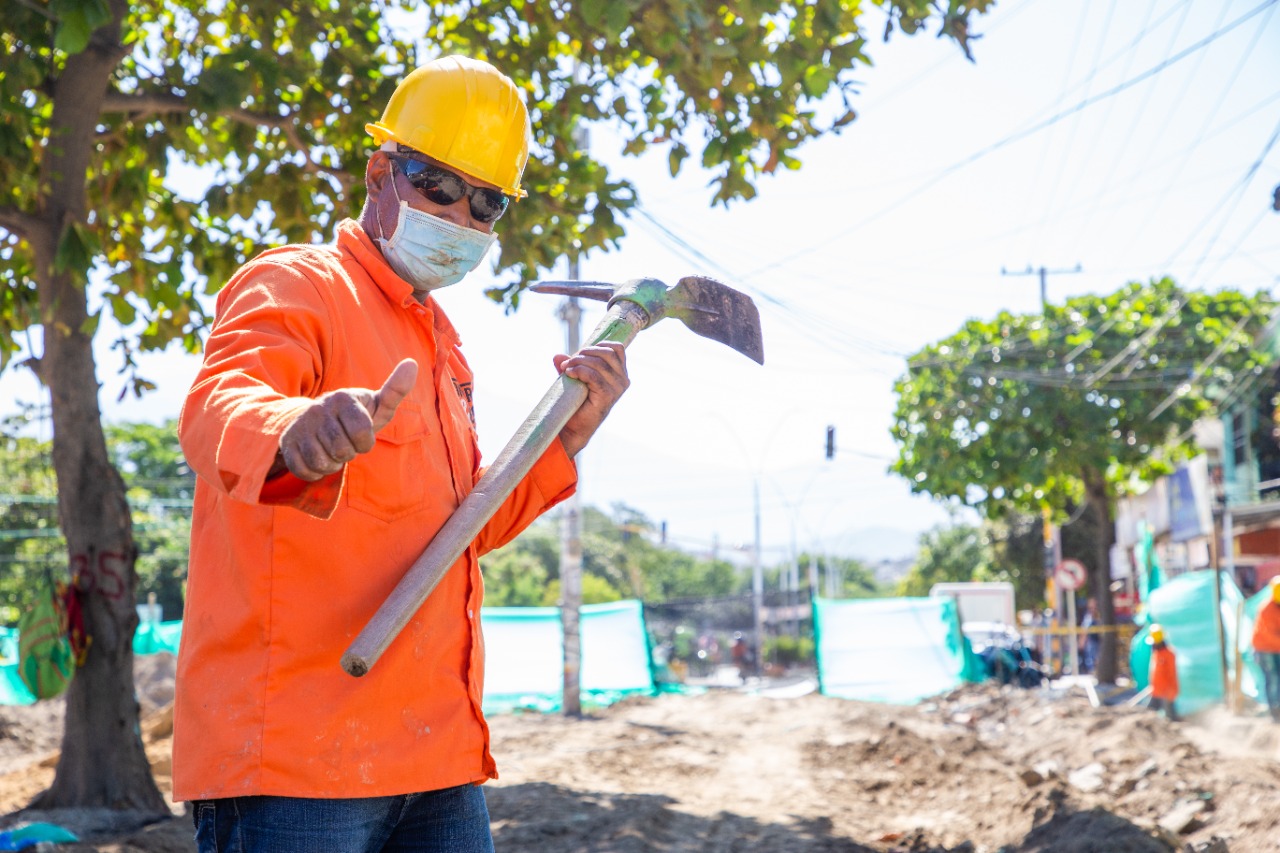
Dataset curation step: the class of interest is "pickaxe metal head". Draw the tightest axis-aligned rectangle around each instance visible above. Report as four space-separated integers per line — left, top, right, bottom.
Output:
530 276 765 365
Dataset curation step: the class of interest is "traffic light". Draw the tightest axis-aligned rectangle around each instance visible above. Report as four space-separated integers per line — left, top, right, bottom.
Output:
825 425 835 460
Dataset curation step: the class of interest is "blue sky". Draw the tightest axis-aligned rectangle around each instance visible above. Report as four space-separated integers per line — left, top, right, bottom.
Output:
3 0 1279 564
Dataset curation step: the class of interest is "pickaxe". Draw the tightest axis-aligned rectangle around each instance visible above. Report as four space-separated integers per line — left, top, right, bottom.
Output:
341 276 764 677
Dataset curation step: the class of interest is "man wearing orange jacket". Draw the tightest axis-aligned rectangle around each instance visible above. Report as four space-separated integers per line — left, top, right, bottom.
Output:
1252 582 1280 722
175 56 629 852
1148 624 1179 722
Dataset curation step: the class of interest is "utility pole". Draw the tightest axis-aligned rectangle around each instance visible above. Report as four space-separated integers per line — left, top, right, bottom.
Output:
752 479 763 678
1004 263 1080 676
559 256 583 717
1000 263 1082 313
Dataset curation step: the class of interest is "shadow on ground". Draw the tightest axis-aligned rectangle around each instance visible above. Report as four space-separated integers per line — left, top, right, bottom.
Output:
490 782 917 852
487 783 1187 853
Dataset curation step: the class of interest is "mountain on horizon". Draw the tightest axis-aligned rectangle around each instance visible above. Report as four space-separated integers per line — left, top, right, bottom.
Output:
829 526 923 562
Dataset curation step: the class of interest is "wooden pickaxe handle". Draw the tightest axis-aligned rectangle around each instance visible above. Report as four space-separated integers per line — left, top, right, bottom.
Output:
341 300 649 677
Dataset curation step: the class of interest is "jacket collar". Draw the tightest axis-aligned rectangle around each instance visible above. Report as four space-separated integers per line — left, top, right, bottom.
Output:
336 219 462 349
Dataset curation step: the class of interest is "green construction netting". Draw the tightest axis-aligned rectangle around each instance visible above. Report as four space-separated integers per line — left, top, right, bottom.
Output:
1 600 656 712
134 620 183 655
814 596 970 705
482 599 656 713
0 628 33 704
1129 570 1258 716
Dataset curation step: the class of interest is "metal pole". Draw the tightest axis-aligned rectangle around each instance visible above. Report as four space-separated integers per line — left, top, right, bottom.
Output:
1000 263 1082 313
1215 509 1231 699
752 478 763 676
1067 593 1080 678
559 257 583 716
788 521 799 638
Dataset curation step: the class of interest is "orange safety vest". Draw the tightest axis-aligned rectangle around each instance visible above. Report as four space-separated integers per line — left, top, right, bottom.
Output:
1253 602 1280 655
1150 644 1178 701
174 220 577 801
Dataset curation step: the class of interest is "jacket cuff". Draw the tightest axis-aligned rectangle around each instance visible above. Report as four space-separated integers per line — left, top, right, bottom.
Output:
528 436 578 509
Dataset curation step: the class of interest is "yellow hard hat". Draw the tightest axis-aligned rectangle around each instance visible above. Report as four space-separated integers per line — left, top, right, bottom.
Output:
1149 624 1164 644
367 55 531 198
1272 581 1280 604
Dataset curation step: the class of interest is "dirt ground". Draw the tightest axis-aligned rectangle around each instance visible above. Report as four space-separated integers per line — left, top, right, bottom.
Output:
0 654 1277 852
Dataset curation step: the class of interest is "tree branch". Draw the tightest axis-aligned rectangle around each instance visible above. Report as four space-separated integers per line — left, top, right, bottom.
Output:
99 94 357 192
0 206 48 246
100 90 188 116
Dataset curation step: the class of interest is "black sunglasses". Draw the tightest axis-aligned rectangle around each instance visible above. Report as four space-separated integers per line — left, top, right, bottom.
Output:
387 152 511 224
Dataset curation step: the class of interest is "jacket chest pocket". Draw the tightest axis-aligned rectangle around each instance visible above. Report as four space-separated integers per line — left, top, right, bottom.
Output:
347 404 429 522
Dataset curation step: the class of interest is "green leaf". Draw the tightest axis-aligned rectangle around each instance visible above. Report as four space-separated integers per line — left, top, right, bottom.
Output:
53 221 100 284
667 144 688 177
580 0 606 27
79 310 102 337
51 0 111 55
604 2 631 36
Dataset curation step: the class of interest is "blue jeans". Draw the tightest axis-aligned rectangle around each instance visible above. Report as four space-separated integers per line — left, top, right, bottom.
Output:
192 785 494 853
1259 651 1280 717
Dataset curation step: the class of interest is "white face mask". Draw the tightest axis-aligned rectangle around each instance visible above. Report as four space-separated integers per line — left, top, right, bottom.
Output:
376 184 498 294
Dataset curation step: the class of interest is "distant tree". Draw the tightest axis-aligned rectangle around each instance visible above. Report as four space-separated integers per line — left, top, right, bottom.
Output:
0 427 60 624
482 551 552 607
640 548 739 601
801 553 885 598
103 420 193 618
892 278 1275 682
131 514 190 620
105 420 195 501
0 422 193 622
896 522 998 598
543 574 626 607
483 504 747 604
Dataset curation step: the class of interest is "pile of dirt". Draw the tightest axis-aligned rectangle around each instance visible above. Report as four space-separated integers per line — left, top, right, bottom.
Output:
0 670 1276 851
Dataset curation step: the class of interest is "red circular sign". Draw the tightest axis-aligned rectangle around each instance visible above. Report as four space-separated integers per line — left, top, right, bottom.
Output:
1055 559 1088 591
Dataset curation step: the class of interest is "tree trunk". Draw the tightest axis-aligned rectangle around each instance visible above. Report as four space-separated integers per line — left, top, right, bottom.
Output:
28 1 167 814
1082 468 1119 685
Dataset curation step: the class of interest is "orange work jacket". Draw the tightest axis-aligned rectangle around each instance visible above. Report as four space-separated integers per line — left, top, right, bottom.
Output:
1150 644 1178 701
1253 602 1280 655
174 219 577 801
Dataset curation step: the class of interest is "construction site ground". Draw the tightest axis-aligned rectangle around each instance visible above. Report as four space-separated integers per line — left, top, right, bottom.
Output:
0 654 1276 852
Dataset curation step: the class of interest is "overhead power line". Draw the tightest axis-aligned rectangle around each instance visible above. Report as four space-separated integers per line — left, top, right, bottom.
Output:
740 0 1279 281
1170 110 1280 283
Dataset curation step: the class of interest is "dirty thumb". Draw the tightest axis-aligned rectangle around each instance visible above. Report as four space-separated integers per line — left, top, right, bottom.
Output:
371 359 419 431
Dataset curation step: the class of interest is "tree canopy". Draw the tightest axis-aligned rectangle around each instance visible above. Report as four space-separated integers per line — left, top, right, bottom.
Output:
895 521 997 598
2 0 993 384
892 279 1275 515
480 503 740 605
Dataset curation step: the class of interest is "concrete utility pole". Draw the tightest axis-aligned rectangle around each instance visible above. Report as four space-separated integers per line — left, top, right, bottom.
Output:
1000 263 1082 312
559 257 583 717
752 479 764 676
1004 262 1081 673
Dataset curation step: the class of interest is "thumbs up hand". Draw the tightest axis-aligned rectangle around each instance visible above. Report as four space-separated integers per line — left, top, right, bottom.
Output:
273 359 419 482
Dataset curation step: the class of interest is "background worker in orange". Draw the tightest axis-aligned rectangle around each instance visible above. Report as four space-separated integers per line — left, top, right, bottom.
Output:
1148 624 1179 722
1251 581 1280 722
175 56 629 853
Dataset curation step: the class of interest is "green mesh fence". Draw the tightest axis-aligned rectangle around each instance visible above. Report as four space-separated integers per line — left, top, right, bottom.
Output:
814 596 969 704
1129 570 1251 715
